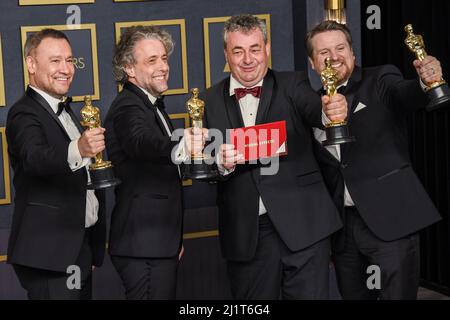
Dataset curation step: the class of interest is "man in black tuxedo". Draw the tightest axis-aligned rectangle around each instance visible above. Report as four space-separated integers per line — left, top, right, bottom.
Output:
306 20 442 299
201 14 348 299
6 29 107 299
105 25 204 299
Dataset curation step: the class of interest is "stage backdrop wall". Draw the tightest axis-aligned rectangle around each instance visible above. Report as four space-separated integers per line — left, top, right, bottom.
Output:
0 0 305 299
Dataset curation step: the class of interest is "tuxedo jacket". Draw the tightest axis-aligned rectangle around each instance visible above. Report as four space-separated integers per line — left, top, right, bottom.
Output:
313 65 441 243
6 87 106 273
202 69 342 262
105 82 183 258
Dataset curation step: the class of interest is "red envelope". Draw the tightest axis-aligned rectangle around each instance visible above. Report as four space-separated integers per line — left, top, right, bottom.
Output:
228 120 288 161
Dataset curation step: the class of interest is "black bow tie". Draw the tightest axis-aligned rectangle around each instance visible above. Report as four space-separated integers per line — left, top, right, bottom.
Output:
56 96 72 116
154 97 165 110
319 85 346 96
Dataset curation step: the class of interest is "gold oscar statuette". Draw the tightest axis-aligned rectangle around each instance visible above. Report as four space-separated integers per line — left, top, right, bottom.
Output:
321 57 355 146
404 24 450 111
183 88 218 180
80 96 121 189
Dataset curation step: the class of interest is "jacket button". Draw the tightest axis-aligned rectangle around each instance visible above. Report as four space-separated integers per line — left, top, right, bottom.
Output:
341 163 348 169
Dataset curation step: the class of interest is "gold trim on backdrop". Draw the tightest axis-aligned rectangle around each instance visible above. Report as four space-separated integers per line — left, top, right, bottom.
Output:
20 24 100 102
115 19 188 96
203 14 272 88
0 34 5 107
183 230 219 240
0 127 11 205
169 113 192 187
19 0 94 5
169 112 190 128
0 255 6 262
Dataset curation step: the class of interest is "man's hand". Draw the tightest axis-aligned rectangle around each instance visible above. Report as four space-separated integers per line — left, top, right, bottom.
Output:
322 93 348 123
178 245 184 261
78 127 105 158
219 144 244 171
184 127 208 156
414 56 443 86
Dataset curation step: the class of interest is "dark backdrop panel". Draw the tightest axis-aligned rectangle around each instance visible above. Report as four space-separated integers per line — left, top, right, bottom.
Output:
0 0 301 299
361 0 450 294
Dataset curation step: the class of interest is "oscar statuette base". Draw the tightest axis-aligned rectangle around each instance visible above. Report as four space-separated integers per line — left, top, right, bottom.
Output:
87 164 121 190
426 82 450 111
183 157 219 181
322 124 356 146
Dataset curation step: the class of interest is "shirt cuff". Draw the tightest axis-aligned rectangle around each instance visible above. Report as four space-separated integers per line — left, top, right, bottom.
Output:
322 110 332 126
216 153 235 176
68 139 90 171
419 78 428 91
175 137 190 163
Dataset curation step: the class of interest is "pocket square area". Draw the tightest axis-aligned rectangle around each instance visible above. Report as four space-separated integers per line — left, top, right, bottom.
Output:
354 102 367 113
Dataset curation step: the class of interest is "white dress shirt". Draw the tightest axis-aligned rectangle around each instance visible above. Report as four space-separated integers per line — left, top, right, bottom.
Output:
219 75 267 215
30 86 99 227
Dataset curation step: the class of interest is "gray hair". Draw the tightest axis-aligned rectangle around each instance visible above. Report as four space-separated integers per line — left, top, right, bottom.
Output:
24 28 70 58
113 25 174 84
223 14 267 49
305 20 353 57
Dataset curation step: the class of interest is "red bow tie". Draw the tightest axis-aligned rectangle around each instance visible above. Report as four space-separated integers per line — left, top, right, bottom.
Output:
234 86 262 100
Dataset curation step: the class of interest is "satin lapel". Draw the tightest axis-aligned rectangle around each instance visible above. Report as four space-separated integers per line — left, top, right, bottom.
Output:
255 70 274 125
340 66 362 161
26 86 71 140
223 78 245 129
123 82 170 136
343 66 363 122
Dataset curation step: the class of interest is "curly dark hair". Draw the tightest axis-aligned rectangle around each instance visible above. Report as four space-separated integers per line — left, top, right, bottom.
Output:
113 25 174 84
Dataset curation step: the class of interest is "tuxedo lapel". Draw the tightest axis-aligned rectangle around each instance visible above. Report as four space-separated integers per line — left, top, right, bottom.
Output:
26 86 71 140
123 82 171 136
223 78 245 129
255 70 274 125
340 66 362 160
344 66 363 120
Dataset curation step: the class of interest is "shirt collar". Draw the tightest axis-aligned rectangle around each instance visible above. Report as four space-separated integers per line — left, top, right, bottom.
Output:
338 79 349 89
137 86 158 105
29 85 64 114
229 75 264 96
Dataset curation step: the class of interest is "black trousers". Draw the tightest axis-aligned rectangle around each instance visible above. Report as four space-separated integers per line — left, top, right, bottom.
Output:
333 207 420 300
13 228 94 300
110 255 178 300
227 214 331 300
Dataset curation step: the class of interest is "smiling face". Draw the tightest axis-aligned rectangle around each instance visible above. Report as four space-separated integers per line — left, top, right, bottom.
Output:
125 38 169 97
224 28 270 88
308 30 355 85
26 37 74 99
